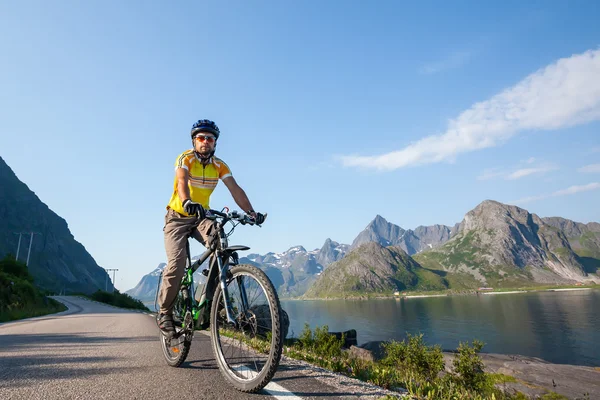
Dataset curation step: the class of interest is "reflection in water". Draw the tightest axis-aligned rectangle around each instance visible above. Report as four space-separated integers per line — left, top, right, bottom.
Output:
281 290 600 366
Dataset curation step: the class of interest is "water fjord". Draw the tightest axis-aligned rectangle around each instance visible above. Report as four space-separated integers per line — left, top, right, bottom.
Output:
282 289 600 366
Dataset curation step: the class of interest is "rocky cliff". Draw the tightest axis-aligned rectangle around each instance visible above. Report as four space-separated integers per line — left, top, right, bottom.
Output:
0 156 109 294
351 216 456 254
414 200 600 286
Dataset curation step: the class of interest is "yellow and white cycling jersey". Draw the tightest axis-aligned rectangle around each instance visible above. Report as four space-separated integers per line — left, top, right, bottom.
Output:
166 150 232 215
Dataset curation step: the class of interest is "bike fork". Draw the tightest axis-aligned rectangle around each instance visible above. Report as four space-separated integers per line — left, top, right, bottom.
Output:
217 252 238 327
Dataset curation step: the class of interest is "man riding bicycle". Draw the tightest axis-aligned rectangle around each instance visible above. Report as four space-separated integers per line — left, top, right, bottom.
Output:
157 119 266 338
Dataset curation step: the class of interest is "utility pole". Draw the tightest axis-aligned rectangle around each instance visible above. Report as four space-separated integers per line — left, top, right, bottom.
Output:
105 268 119 293
13 232 40 265
26 232 40 267
13 233 23 261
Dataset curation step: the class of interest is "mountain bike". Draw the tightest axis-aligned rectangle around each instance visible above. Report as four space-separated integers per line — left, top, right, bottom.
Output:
157 209 283 393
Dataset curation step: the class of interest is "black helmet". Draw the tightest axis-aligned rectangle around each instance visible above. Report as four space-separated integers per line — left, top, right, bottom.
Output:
191 119 220 139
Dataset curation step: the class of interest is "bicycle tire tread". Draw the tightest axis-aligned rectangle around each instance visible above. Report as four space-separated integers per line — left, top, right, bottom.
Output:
211 264 283 393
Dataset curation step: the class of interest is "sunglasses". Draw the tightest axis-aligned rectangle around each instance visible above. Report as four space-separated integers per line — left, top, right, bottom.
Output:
194 135 215 143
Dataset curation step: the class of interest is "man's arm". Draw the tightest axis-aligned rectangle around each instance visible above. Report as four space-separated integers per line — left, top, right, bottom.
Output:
176 168 191 203
222 176 255 214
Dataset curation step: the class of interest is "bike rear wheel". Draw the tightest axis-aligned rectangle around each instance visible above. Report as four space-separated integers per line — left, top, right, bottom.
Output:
210 264 283 393
160 288 193 367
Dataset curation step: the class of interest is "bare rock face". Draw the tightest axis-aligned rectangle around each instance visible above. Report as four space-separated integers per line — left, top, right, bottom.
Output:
0 156 109 294
351 215 454 255
418 200 599 285
411 224 454 253
351 215 406 249
316 238 349 266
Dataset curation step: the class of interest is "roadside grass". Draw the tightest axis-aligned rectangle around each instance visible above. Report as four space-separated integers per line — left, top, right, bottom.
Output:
79 290 151 311
0 256 68 322
0 297 67 322
280 324 567 400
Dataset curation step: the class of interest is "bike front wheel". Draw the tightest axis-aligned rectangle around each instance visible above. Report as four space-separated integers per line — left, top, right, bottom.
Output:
210 264 283 393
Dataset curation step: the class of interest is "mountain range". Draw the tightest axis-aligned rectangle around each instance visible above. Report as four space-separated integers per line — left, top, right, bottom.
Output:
126 241 349 302
350 215 458 254
128 200 600 300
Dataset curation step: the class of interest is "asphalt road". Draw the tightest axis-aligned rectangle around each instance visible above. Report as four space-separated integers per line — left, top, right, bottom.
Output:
0 296 401 400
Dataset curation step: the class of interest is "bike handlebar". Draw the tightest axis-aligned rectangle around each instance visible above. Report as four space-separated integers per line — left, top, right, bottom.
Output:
205 209 265 226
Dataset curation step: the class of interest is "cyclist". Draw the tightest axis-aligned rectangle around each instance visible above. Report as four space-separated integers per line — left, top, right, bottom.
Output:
157 119 266 338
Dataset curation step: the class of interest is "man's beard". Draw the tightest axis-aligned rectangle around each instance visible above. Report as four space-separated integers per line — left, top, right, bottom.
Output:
195 147 214 161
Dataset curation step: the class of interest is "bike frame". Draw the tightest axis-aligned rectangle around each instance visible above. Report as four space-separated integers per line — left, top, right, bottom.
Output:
178 213 251 332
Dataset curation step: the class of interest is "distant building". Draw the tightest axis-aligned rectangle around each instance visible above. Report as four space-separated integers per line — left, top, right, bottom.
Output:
393 291 401 296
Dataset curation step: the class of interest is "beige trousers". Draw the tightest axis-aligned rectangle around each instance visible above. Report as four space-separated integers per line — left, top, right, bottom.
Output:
157 208 216 314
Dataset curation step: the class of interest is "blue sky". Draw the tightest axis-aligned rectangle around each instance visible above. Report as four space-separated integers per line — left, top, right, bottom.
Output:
1 1 599 291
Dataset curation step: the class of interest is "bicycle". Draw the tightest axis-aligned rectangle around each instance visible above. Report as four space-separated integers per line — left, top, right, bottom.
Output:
156 208 283 393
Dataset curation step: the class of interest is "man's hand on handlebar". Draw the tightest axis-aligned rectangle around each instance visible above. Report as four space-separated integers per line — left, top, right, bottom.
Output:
248 211 266 226
183 199 206 219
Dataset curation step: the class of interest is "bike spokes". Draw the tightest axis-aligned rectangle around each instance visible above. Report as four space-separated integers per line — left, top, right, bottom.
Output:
211 265 283 392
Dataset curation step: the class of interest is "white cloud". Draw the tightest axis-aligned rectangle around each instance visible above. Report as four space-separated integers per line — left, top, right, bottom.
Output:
512 182 600 204
419 51 471 75
477 161 557 181
341 48 600 171
506 164 558 180
578 163 600 173
553 182 600 196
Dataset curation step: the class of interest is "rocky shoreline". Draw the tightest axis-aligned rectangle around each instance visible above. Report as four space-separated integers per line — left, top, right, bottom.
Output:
352 341 600 399
297 286 597 301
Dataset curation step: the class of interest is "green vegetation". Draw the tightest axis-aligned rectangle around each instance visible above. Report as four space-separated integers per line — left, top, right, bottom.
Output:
381 333 444 381
305 244 450 299
83 290 150 311
419 231 488 271
281 325 567 400
0 256 67 322
580 231 600 251
553 247 572 258
452 340 494 393
411 267 449 291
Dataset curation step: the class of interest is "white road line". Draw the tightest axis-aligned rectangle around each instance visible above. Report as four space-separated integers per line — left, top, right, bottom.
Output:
156 329 304 398
234 366 304 399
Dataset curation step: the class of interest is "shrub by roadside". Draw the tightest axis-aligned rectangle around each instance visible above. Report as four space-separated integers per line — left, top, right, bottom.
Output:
84 289 150 312
283 324 569 400
0 256 67 322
